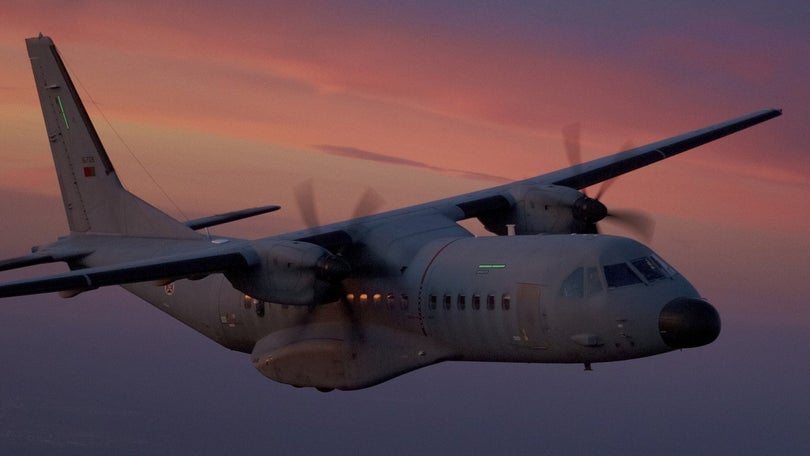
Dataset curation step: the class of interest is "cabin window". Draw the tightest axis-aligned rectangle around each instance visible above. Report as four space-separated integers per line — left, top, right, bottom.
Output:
386 292 396 309
472 294 481 310
345 293 355 303
400 293 409 310
603 263 643 288
255 301 265 317
501 294 511 310
360 293 369 303
443 294 452 310
373 293 382 305
457 294 466 310
486 294 495 310
429 294 437 310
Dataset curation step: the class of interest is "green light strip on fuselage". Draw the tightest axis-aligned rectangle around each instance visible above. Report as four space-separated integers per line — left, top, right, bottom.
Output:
478 264 506 269
57 95 70 129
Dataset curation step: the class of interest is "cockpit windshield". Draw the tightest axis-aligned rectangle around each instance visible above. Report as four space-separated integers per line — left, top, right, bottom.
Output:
561 255 677 297
631 256 668 283
604 255 674 289
603 263 642 288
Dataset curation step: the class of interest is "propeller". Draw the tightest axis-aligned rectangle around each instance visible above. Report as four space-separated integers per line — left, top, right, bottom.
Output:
562 122 583 176
351 187 385 220
602 208 655 241
294 179 321 228
294 179 386 271
292 180 387 358
294 179 385 229
562 127 655 242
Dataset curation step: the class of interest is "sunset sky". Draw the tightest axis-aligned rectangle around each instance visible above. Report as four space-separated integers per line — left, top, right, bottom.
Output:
0 1 808 454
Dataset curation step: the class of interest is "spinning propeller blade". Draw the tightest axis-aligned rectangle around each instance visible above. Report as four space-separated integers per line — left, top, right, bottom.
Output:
562 131 655 241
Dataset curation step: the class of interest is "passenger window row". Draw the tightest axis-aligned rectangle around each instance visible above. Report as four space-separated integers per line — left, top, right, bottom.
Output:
243 290 515 316
428 293 511 311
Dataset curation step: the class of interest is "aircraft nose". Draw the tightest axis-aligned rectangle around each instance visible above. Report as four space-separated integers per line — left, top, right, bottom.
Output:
659 298 721 349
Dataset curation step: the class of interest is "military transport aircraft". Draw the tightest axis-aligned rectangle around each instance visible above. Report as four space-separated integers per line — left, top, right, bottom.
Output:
0 35 780 391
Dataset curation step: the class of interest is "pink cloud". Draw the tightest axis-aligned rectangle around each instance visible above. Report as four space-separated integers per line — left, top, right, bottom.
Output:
1 2 803 201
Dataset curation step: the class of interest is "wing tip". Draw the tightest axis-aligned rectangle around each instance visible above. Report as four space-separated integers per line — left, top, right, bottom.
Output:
762 107 782 117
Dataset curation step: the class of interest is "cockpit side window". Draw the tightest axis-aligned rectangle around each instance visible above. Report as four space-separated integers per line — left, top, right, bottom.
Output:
585 267 603 295
631 256 668 282
561 266 606 298
560 267 584 298
604 263 643 288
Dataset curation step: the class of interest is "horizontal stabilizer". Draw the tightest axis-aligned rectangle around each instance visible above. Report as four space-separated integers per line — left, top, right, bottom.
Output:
0 245 259 298
185 205 280 230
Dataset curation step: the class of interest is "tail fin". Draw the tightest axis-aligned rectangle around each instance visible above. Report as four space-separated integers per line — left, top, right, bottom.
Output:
26 35 199 240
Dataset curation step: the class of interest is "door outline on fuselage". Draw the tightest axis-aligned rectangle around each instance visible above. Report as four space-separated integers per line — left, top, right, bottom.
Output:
515 283 549 350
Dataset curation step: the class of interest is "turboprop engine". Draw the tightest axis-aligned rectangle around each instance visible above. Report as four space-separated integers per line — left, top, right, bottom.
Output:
476 184 607 235
226 239 350 306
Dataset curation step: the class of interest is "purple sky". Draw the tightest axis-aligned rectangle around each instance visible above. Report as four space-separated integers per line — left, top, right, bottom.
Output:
0 1 808 454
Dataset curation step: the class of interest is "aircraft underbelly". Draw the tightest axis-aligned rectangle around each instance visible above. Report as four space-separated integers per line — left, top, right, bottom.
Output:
250 323 453 390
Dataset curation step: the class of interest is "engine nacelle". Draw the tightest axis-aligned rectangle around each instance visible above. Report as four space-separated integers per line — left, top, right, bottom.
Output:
478 185 601 235
226 239 349 306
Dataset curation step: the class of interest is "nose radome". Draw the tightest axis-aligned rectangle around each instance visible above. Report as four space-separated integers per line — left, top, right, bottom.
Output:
659 298 721 349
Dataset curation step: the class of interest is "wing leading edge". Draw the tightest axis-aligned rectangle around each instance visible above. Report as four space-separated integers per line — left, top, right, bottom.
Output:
547 109 782 190
450 109 783 216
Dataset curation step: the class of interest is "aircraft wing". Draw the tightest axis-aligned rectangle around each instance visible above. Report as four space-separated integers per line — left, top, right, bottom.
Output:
278 108 781 243
0 244 258 298
445 108 783 216
543 108 782 190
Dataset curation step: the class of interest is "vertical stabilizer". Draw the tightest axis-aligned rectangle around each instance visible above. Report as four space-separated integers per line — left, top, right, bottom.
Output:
26 35 199 239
